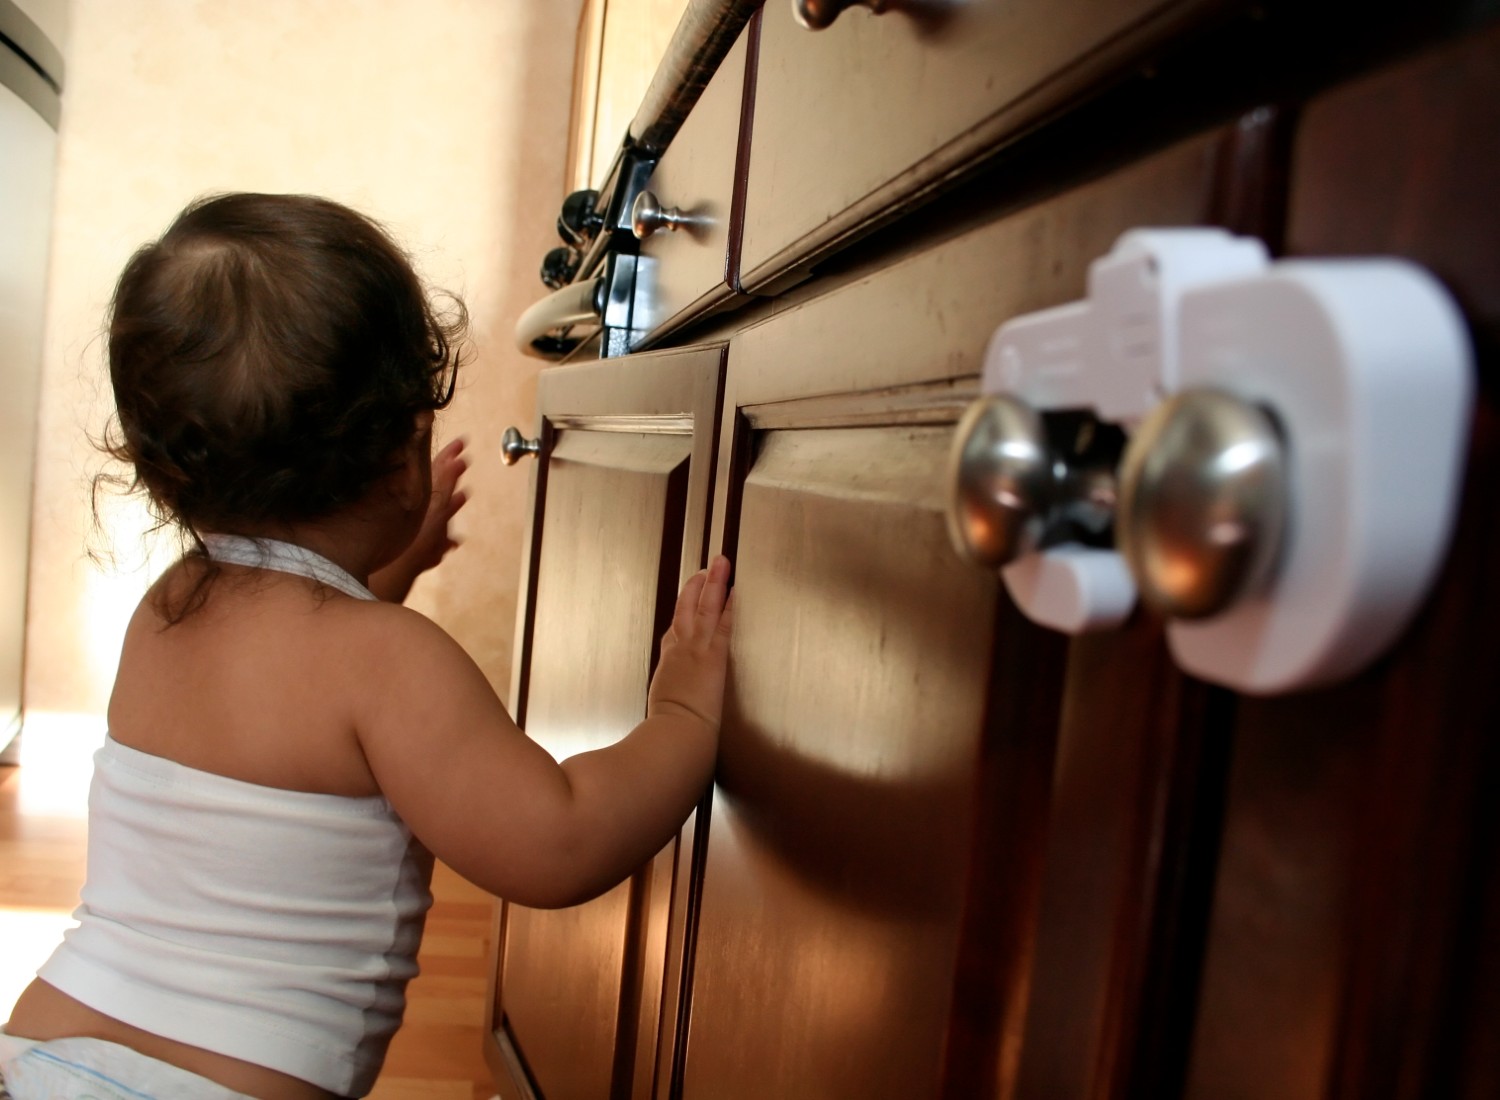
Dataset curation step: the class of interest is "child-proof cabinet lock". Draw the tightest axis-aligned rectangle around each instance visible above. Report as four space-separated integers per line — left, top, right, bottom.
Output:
946 228 1474 695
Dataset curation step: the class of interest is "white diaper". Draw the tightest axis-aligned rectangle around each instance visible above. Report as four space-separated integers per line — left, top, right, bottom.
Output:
0 1032 254 1099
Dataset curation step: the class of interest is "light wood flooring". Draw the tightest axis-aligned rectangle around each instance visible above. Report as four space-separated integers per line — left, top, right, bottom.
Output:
0 721 498 1099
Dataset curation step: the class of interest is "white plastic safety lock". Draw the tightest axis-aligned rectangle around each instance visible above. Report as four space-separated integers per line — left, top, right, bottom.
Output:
946 227 1475 695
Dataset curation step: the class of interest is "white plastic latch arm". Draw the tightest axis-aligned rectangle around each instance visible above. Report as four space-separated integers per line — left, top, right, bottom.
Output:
1165 260 1472 694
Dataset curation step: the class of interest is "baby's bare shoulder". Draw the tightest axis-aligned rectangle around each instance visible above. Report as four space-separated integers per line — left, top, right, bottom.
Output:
323 594 477 677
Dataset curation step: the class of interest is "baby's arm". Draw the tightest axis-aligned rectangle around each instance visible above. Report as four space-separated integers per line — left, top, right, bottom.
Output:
352 557 733 907
543 557 734 888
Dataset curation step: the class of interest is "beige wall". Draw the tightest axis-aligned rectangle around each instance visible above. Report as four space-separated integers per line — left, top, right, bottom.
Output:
26 0 582 719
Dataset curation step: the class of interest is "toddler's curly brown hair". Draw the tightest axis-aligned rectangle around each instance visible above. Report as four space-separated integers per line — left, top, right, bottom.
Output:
100 192 467 618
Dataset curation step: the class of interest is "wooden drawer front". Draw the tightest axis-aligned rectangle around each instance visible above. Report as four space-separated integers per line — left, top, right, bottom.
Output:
631 21 752 346
738 0 1226 290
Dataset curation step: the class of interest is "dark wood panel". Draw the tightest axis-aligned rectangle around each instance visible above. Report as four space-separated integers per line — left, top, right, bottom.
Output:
682 424 1013 1099
1012 622 1231 1100
486 349 726 1100
1283 20 1500 347
940 598 1067 1100
1002 105 1290 1100
1183 24 1500 1100
500 431 692 1100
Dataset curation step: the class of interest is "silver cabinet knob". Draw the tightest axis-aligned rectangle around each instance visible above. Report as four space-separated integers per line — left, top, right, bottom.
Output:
630 191 692 240
945 395 1054 568
793 0 891 31
1117 389 1286 619
501 426 540 465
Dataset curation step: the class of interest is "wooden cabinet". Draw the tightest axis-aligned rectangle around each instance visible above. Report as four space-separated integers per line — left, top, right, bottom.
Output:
491 5 1500 1099
488 350 723 1100
1179 28 1500 1099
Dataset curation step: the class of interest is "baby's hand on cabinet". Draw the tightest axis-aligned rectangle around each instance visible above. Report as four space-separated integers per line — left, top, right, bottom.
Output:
647 555 734 734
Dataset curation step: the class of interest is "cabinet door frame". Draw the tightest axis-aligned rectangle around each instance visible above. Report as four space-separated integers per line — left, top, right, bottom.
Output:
486 344 727 1100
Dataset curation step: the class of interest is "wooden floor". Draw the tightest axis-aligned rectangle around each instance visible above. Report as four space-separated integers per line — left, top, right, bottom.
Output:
0 719 498 1099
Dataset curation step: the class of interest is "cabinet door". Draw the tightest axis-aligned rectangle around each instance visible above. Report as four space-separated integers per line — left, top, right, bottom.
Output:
1001 30 1500 1100
487 348 723 1100
1177 26 1500 1100
676 131 1229 1099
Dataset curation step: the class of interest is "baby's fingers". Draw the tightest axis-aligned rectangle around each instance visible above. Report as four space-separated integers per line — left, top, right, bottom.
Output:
717 589 735 640
433 438 469 489
671 557 732 641
674 570 708 634
697 556 731 623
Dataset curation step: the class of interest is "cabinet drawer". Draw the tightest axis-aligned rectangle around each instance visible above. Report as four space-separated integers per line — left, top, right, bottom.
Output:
739 0 1230 290
631 19 753 347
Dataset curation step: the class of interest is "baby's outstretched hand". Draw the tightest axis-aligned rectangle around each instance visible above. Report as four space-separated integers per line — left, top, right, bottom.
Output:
647 556 734 731
370 437 470 603
410 436 470 572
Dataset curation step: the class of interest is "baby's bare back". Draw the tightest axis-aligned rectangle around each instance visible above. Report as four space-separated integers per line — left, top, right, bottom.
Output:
107 557 390 796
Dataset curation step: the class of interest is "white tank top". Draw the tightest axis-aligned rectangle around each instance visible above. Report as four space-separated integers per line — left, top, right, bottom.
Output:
37 537 435 1097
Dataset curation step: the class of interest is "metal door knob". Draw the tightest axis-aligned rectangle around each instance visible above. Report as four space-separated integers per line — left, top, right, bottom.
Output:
945 395 1054 568
1117 389 1287 619
501 427 540 465
631 191 692 240
793 0 891 30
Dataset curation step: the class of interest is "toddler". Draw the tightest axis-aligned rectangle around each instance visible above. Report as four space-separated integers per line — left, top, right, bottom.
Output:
0 193 732 1100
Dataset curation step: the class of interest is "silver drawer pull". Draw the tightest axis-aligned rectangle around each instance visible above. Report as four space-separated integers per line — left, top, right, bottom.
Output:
1117 389 1286 621
631 191 694 239
500 427 540 465
793 0 891 31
